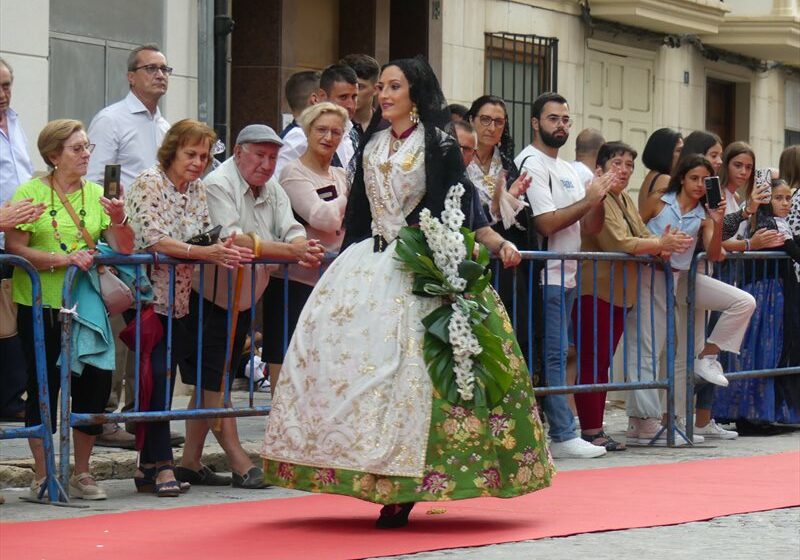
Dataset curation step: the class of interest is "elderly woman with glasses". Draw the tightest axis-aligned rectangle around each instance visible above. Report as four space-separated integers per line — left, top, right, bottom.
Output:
6 119 134 501
124 119 251 497
464 96 534 369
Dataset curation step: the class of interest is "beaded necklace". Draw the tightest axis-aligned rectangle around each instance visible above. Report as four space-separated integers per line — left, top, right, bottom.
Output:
49 174 86 252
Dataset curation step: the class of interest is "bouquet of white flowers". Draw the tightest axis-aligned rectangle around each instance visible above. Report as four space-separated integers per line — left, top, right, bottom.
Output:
394 183 513 407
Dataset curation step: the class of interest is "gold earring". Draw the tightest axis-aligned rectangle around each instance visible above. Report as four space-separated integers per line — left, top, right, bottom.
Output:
409 105 419 125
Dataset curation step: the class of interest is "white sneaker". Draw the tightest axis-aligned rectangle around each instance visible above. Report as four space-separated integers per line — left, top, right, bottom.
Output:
634 417 669 446
549 437 607 458
244 356 270 392
675 420 705 444
694 419 738 439
694 356 729 387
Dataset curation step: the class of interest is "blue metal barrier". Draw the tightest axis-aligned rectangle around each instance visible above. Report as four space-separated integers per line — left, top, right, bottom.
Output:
57 253 333 491
50 247 689 490
0 254 63 503
508 251 682 446
685 251 800 439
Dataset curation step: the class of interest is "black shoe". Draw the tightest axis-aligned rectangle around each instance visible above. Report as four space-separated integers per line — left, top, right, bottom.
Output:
175 465 231 486
375 503 415 529
232 466 268 489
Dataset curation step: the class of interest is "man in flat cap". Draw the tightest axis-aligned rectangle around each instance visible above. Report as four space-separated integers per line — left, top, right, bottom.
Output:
175 124 324 489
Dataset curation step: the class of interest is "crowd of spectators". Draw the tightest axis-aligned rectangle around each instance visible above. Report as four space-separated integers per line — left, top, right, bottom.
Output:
1 43 798 503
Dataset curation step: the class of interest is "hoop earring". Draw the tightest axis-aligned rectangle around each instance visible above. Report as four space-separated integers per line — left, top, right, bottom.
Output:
409 105 420 125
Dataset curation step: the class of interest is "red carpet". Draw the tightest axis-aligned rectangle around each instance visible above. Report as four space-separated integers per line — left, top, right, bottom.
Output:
2 452 798 560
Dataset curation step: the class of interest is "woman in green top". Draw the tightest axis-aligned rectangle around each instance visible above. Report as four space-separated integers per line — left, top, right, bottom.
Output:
6 119 134 501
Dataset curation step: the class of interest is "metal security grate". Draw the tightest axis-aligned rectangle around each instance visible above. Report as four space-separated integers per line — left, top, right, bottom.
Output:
485 32 559 151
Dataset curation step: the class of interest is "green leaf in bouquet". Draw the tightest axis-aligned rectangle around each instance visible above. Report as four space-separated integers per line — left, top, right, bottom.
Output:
398 226 429 254
461 227 476 262
424 332 456 398
472 375 487 408
421 305 453 344
415 254 445 280
476 242 490 267
472 322 511 369
412 275 442 297
458 259 485 285
467 272 492 297
474 360 508 407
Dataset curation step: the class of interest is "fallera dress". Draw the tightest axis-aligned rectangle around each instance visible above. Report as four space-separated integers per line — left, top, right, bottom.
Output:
261 125 554 504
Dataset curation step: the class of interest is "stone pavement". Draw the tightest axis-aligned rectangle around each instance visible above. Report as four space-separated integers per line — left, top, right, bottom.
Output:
1 396 798 559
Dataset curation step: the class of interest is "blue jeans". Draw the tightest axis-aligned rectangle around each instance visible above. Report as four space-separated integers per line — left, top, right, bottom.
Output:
541 285 578 442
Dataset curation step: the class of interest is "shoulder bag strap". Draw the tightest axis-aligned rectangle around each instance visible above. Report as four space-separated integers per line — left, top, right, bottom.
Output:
50 177 96 251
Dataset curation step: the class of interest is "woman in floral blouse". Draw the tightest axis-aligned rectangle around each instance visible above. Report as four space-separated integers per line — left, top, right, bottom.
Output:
125 119 250 497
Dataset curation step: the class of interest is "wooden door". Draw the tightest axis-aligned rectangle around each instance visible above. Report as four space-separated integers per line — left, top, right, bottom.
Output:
706 78 736 148
584 47 654 198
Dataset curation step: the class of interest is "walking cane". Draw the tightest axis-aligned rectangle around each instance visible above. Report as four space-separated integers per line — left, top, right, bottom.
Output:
211 264 245 433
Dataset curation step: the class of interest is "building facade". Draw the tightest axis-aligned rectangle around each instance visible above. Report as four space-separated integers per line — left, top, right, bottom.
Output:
2 0 798 197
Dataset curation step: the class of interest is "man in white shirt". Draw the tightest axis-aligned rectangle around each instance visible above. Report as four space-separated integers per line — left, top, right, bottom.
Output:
0 57 34 250
275 64 358 177
571 128 605 188
175 124 323 489
87 44 171 448
515 92 611 459
87 44 171 187
0 57 34 422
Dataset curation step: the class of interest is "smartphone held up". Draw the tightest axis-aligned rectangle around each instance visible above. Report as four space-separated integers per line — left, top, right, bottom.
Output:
104 164 121 199
704 176 722 209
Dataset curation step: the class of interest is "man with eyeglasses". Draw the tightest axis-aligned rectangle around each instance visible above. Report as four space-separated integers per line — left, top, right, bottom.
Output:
87 44 171 189
514 92 613 460
86 44 172 449
174 124 323 489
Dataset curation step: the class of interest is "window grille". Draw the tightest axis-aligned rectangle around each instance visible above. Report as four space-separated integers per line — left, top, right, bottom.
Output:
484 32 558 151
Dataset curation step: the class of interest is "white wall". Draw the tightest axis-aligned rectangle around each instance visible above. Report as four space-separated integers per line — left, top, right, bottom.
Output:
0 0 50 172
163 0 199 122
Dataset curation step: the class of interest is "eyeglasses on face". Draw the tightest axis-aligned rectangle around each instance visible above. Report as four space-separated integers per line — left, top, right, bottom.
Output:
312 126 344 139
459 145 476 153
543 115 573 127
63 143 95 154
476 115 506 128
132 64 174 76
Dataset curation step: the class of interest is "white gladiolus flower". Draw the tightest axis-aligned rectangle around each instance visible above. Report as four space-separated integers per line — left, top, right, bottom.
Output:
449 301 481 401
418 183 484 402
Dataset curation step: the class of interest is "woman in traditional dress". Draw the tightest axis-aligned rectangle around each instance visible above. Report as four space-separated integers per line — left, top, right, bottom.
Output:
262 57 554 528
463 96 539 372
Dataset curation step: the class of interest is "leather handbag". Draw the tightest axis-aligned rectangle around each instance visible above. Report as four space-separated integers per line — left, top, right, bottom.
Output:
186 225 222 246
51 180 134 315
0 277 16 338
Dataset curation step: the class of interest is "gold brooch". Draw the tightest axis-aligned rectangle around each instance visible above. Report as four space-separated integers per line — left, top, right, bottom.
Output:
402 153 418 172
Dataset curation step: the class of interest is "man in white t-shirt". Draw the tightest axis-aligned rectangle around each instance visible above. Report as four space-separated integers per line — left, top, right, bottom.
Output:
515 92 612 459
571 128 605 188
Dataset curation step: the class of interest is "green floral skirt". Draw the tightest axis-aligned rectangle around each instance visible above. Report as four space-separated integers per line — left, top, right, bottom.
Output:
263 290 555 504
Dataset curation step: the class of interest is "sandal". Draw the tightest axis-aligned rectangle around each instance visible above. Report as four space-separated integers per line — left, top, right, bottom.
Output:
375 502 415 529
154 465 182 498
582 431 627 451
136 465 191 494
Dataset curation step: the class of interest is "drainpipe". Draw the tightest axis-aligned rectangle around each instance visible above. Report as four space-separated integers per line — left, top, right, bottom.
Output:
197 0 214 128
214 0 234 156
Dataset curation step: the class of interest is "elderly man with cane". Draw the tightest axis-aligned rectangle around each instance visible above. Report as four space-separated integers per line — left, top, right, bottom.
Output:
175 124 323 488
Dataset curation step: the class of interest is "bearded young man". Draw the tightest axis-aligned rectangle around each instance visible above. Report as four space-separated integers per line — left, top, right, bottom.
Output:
514 92 613 459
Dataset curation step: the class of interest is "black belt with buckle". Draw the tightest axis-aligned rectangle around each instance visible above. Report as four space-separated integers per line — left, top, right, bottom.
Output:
373 234 389 253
